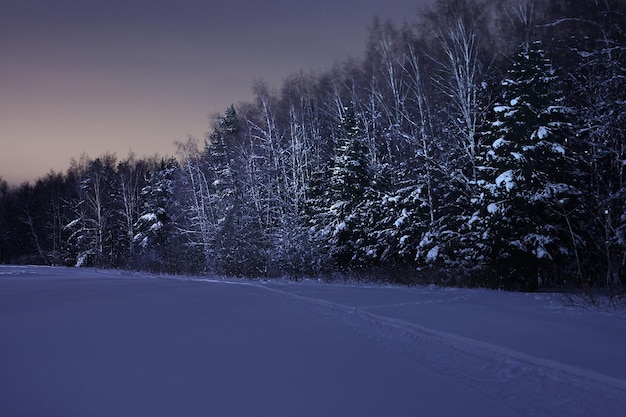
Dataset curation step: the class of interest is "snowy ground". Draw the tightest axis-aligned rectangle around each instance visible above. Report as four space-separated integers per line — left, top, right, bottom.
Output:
1 266 625 416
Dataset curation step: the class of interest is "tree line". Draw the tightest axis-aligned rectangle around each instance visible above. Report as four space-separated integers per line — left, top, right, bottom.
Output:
1 0 624 291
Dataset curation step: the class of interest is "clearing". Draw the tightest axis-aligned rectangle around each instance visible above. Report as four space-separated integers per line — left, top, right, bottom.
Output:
1 266 625 416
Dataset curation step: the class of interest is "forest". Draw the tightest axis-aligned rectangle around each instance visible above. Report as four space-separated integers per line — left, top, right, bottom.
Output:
0 0 624 291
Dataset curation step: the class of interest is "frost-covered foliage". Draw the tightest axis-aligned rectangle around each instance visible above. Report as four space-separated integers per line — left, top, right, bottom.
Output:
63 155 121 268
1 0 625 291
565 0 626 293
133 158 179 271
472 42 585 288
309 106 375 270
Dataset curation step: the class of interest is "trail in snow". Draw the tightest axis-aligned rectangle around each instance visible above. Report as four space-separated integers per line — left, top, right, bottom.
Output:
257 281 626 417
1 266 625 417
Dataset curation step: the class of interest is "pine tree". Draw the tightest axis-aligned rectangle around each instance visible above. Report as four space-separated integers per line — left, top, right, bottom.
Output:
331 107 370 203
479 41 583 288
205 106 238 232
134 158 178 271
376 180 431 271
303 163 333 274
312 106 374 270
204 105 265 276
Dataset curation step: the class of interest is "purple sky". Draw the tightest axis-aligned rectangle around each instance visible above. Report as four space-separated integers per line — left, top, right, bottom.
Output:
1 0 432 185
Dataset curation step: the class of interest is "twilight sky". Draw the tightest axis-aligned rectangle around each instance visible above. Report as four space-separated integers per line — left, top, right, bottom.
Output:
1 0 432 185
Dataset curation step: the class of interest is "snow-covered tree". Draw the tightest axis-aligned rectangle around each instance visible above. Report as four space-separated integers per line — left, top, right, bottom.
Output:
3 0 626 290
64 155 121 267
134 158 178 271
310 106 375 270
117 155 148 263
433 18 488 183
567 0 626 290
478 42 583 288
205 106 239 241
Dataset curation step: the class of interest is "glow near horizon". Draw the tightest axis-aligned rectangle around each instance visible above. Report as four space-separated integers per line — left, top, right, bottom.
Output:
0 0 431 185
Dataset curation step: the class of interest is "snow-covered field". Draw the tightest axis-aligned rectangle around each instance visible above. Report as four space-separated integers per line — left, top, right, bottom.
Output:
1 266 625 416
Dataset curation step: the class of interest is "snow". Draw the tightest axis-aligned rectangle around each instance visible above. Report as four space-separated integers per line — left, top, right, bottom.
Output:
149 221 163 232
493 105 509 113
531 183 577 202
535 247 550 259
492 137 507 149
335 221 347 232
138 213 158 222
1 266 626 417
426 245 439 262
552 143 565 155
511 151 524 161
495 169 516 192
75 253 89 267
487 202 500 214
547 105 575 114
64 218 82 230
394 208 408 228
535 126 549 140
467 210 481 226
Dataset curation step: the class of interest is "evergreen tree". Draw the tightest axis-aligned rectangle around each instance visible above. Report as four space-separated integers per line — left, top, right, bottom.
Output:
204 105 238 251
303 164 333 274
204 105 265 276
478 41 582 288
374 165 433 276
331 107 370 203
312 106 374 270
134 158 178 271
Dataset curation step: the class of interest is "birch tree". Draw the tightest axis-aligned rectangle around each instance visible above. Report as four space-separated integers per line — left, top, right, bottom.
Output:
117 154 148 263
176 137 213 270
569 0 626 290
64 154 119 267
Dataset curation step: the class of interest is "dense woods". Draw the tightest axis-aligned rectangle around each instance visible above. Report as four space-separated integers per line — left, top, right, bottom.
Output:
1 0 625 291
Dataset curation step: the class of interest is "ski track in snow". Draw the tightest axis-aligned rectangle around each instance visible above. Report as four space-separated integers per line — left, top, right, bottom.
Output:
138 271 626 416
2 266 626 416
252 283 626 417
